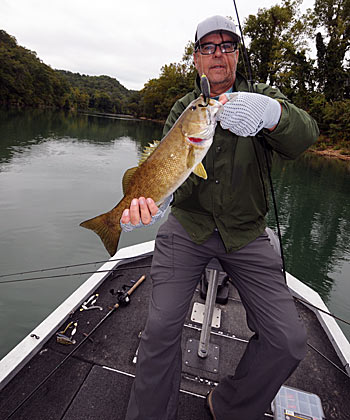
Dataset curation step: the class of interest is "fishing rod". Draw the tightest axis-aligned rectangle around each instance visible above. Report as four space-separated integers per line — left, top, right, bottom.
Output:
231 0 350 380
232 0 287 279
4 274 147 420
232 0 253 86
2 258 350 328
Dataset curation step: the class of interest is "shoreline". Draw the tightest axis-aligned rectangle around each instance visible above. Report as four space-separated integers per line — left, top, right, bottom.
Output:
309 147 350 161
2 107 349 161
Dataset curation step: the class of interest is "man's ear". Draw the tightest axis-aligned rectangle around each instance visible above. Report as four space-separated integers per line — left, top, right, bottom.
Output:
193 52 200 73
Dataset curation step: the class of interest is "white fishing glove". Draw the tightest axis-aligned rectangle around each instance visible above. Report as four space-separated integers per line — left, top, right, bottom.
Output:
120 195 173 232
217 92 281 137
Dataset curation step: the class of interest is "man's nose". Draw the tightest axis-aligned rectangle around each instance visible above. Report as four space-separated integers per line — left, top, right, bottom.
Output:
213 46 223 57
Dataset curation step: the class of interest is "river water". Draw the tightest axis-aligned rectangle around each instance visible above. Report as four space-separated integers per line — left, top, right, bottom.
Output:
0 109 349 360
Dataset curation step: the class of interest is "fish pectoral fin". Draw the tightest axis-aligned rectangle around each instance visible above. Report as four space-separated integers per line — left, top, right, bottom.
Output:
122 167 138 195
193 162 207 179
193 162 208 179
186 148 207 179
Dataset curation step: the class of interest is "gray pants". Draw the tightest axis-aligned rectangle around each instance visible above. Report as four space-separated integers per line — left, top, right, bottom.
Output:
125 214 307 420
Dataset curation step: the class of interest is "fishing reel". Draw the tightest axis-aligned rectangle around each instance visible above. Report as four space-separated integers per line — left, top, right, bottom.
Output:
110 285 131 306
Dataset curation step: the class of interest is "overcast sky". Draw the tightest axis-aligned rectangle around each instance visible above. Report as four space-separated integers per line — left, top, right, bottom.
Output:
1 0 314 91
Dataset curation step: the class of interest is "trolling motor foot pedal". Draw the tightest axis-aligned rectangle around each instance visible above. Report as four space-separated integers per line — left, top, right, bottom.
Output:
200 258 229 305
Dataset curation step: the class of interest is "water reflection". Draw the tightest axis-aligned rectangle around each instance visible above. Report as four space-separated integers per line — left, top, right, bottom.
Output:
267 154 350 304
0 108 163 167
0 108 349 356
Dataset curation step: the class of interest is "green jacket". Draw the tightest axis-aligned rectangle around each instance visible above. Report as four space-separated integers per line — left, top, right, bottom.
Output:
163 73 319 252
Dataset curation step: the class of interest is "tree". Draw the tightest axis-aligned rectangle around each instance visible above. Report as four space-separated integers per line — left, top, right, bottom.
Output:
312 0 350 100
140 59 195 120
243 0 313 96
0 30 70 108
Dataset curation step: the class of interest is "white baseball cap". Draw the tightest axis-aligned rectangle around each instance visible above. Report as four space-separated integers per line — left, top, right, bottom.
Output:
195 15 240 46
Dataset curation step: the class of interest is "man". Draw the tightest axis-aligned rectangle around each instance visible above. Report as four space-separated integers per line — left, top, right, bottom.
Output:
123 15 319 420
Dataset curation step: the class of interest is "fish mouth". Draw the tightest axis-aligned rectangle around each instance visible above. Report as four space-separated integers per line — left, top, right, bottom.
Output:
187 136 210 145
186 123 216 146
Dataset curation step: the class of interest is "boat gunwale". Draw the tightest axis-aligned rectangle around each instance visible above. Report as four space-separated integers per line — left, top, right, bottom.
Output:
0 240 155 391
1 238 349 392
287 272 350 375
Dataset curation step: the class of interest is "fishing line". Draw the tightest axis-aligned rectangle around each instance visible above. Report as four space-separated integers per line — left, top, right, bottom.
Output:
232 0 253 85
0 255 151 279
263 143 287 281
231 0 350 381
294 296 350 327
307 342 350 379
232 0 286 280
226 277 350 326
2 262 350 328
2 256 349 327
0 264 152 285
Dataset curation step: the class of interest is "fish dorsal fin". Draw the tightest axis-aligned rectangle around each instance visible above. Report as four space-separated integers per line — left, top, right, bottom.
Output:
121 141 161 194
193 162 207 179
122 167 138 194
139 140 161 166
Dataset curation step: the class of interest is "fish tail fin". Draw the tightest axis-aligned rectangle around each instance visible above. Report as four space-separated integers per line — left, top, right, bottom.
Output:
80 210 122 257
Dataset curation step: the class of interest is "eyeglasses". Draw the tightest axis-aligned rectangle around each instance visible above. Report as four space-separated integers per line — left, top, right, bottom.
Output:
196 41 238 55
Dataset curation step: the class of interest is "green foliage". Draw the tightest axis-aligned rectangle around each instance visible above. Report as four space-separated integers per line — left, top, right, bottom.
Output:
307 94 350 153
1 0 350 150
312 0 350 100
140 59 196 120
0 30 70 108
0 30 138 115
56 71 135 114
323 100 350 144
244 0 313 93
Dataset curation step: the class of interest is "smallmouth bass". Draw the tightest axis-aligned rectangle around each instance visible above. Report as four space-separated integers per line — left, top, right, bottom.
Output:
80 96 222 256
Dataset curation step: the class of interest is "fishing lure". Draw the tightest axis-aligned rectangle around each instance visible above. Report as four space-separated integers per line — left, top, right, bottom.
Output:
199 74 210 106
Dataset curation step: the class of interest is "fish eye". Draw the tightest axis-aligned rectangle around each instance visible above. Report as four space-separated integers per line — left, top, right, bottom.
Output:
191 105 197 111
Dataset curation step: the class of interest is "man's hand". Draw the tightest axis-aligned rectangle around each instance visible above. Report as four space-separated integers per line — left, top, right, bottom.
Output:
217 92 282 137
120 195 172 232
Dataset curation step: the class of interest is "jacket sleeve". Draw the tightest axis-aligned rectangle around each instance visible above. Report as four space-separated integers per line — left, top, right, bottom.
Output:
256 83 320 160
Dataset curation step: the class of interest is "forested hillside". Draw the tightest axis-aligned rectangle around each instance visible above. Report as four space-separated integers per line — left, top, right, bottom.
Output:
1 0 349 153
56 70 139 115
0 30 70 108
0 30 139 114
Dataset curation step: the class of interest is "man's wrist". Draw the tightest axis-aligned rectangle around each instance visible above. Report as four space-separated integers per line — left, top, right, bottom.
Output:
264 98 282 130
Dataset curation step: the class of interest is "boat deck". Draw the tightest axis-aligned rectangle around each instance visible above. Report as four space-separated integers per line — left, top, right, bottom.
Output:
1 255 349 420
